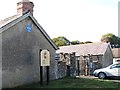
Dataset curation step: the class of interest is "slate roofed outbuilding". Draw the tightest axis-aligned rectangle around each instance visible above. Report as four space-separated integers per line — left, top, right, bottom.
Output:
57 43 111 56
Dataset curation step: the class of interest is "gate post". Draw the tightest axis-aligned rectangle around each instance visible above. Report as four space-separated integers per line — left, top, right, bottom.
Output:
70 52 77 77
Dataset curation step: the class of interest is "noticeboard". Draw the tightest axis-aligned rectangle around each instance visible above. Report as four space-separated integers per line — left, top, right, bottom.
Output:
40 50 50 66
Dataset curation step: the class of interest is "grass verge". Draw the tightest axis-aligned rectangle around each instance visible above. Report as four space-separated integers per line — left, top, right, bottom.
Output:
16 77 120 88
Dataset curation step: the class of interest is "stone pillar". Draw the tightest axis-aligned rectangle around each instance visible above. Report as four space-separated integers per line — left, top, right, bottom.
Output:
88 54 93 75
70 52 77 77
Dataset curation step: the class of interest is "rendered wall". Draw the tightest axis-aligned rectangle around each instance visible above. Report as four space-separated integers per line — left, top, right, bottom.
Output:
102 46 113 68
2 17 57 88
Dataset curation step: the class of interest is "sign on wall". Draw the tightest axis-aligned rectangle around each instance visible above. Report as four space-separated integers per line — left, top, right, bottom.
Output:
26 23 32 32
41 50 50 66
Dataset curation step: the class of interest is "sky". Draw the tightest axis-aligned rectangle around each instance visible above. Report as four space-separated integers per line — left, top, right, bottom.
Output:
0 0 119 42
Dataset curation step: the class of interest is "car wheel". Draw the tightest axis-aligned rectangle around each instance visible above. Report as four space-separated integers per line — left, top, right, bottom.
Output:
98 72 106 79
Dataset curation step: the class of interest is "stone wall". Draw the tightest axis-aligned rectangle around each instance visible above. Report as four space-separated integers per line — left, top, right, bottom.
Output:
55 53 77 79
79 55 103 76
56 61 67 79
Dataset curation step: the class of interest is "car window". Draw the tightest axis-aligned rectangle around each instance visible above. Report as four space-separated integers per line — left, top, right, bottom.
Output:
111 63 120 69
111 65 116 69
116 63 120 68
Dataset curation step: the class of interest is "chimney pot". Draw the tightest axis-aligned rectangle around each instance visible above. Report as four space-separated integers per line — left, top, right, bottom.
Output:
22 0 29 2
17 0 34 15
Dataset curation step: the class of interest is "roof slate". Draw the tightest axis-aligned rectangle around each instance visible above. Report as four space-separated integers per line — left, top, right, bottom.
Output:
57 43 110 56
0 14 21 28
0 12 58 50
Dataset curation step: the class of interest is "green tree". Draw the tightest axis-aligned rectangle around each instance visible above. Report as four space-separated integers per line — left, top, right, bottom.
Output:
84 41 93 44
52 36 70 47
71 40 80 45
79 42 85 44
101 33 120 48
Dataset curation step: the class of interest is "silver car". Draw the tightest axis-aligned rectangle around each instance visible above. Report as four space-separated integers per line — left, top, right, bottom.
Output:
93 63 120 79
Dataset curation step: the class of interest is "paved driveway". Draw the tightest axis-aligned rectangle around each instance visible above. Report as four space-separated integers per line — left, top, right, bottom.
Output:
76 75 120 83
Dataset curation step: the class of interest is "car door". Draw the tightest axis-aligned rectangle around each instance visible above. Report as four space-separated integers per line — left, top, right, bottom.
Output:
117 63 120 76
110 63 120 76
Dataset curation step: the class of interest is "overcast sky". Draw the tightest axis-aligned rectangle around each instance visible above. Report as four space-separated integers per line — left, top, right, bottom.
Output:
0 0 119 42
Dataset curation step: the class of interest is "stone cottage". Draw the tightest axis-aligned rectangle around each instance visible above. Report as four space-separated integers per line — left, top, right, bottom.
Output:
0 0 58 88
57 43 113 75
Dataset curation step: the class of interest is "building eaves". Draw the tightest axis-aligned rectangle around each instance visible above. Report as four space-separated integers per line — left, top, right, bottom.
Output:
0 14 22 29
0 12 58 50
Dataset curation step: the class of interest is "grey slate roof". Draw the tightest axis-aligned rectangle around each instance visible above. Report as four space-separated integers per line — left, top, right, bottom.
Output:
0 12 58 50
0 14 21 28
57 43 110 56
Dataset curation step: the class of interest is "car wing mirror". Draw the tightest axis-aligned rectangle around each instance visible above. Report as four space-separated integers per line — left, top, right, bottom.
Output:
110 67 113 69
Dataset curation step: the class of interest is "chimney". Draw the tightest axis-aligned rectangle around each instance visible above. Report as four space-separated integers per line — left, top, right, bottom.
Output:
17 0 34 15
